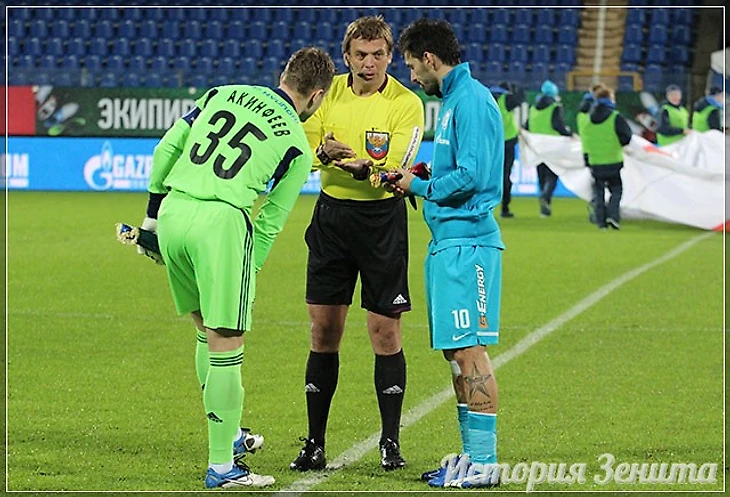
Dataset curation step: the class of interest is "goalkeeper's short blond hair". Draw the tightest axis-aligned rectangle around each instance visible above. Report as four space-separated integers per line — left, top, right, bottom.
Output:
341 15 394 55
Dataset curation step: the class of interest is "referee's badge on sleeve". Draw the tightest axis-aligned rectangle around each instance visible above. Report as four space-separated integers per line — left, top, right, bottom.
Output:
365 131 390 160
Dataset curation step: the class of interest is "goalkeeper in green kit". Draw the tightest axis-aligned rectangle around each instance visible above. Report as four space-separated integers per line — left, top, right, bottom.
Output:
137 48 335 489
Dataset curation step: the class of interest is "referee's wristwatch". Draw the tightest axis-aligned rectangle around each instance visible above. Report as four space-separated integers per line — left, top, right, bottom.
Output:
316 144 332 165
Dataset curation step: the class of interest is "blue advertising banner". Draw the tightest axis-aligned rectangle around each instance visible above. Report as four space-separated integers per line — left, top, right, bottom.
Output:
4 137 573 197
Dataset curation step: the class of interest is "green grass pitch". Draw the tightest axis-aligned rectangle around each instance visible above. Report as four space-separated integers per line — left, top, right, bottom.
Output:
6 191 724 492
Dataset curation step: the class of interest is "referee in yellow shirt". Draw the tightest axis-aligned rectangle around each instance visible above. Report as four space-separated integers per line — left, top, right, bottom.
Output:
290 15 424 472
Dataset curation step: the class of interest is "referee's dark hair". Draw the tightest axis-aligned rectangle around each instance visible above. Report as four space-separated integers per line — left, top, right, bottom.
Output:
397 18 461 66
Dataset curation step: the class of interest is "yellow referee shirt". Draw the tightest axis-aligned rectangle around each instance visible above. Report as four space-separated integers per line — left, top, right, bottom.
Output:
304 73 425 200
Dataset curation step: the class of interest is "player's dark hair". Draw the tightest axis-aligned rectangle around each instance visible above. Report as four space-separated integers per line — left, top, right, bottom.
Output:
342 15 394 55
397 18 461 66
282 47 336 96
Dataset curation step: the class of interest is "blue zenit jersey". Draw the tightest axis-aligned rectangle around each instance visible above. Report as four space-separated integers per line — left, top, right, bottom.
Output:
410 63 505 248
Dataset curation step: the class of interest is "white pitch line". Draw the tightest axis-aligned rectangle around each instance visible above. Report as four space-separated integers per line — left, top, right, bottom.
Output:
276 232 714 495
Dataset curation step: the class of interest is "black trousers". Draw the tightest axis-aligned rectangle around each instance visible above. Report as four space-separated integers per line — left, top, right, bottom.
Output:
501 137 518 212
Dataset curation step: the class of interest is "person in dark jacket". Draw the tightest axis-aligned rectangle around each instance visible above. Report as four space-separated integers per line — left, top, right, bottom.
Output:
490 81 525 218
691 85 724 132
655 84 690 146
580 85 633 230
525 79 572 217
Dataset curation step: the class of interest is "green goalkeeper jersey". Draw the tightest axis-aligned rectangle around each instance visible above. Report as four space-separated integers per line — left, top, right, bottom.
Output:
148 85 313 271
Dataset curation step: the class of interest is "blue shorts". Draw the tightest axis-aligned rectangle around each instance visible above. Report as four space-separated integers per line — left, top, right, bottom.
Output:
425 242 502 350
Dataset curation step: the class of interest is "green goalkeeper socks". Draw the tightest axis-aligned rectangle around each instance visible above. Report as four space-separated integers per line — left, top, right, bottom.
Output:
204 346 244 465
196 330 208 390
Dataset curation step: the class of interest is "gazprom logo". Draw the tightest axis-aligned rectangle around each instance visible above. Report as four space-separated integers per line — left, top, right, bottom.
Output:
83 141 152 191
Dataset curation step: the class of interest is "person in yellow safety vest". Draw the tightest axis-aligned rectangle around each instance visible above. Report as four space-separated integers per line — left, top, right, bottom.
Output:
691 85 724 132
489 81 525 218
580 85 632 230
655 84 690 146
525 79 572 217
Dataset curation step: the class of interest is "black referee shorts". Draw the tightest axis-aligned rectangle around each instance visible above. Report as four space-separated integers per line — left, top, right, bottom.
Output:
305 191 411 318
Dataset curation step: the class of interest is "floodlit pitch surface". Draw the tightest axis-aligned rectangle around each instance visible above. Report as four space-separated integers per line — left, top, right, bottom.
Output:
6 192 724 492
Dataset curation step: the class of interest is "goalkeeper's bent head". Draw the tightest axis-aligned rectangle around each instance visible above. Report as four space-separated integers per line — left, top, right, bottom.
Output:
280 47 336 122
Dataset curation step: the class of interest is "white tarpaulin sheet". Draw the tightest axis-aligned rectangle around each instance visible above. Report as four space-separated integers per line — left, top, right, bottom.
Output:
518 130 727 230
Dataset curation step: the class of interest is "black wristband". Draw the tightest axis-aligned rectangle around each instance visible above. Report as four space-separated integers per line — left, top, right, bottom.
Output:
146 192 167 219
316 144 332 165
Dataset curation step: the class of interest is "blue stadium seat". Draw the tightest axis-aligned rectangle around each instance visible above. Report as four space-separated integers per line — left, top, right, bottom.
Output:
318 9 337 24
204 20 224 40
38 55 57 69
12 7 31 20
248 21 267 40
625 8 646 25
56 8 79 22
8 36 19 57
531 44 551 64
98 8 119 21
531 61 549 80
209 8 229 23
72 19 91 38
186 8 207 22
534 25 554 45
217 57 237 76
15 54 34 69
172 55 192 72
129 55 146 71
510 24 531 45
9 19 25 38
155 38 174 58
222 39 242 59
185 20 202 39
484 60 503 77
246 39 263 59
143 8 164 21
144 73 163 88
225 20 245 40
250 9 272 23
55 71 78 87
469 9 488 25
558 8 580 27
557 26 577 45
624 23 643 44
262 56 283 73
288 38 307 54
230 8 251 22
467 23 487 43
671 24 691 46
189 73 208 88
643 64 663 92
199 39 219 58
673 8 693 25
487 43 505 62
669 45 689 66
84 54 103 72
106 54 125 71
118 19 136 38
112 37 131 56
293 21 310 40
34 71 53 86
296 9 317 23
465 43 484 63
93 19 114 38
271 20 290 39
490 24 508 44
265 39 286 59
121 71 142 87
177 39 196 58
24 37 43 56
647 25 668 45
650 9 670 26
492 9 509 25
134 38 153 57
67 37 85 57
509 44 529 64
536 8 555 26
196 57 214 74
61 54 80 69
51 19 70 38
29 19 49 38
621 43 642 64
448 9 468 25
513 8 533 25
241 56 257 73
32 7 54 21
45 37 64 57
162 20 180 39
645 44 666 65
211 74 231 87
507 60 527 78
555 44 575 65
273 8 295 23
149 56 169 71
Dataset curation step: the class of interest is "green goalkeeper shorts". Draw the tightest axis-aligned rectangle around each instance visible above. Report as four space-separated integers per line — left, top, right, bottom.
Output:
157 191 256 333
